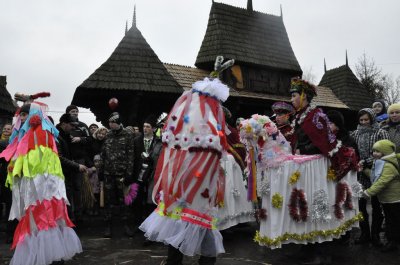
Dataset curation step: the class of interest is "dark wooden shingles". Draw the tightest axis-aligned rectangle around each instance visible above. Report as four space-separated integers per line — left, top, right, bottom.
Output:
0 76 16 114
319 65 373 111
73 25 183 107
195 2 301 73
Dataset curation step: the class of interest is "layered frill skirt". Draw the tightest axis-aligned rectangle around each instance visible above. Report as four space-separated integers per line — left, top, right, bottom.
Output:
140 205 224 257
8 173 82 265
217 154 255 230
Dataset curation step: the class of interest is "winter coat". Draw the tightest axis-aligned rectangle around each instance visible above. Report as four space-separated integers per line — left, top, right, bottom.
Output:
100 127 134 179
56 126 80 183
382 122 400 153
366 153 400 203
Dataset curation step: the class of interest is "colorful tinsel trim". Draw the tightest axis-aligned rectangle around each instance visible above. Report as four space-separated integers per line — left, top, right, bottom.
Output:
288 188 308 222
254 212 363 247
288 171 301 185
334 182 353 219
326 167 336 181
271 193 283 209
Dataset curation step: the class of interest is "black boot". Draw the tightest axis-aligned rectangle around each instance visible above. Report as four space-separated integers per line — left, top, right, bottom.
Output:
354 234 370 244
198 255 217 265
124 224 134 237
165 245 183 265
381 241 398 252
371 233 383 247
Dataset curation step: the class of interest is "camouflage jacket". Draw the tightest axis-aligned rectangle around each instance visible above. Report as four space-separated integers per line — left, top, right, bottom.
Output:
100 127 134 177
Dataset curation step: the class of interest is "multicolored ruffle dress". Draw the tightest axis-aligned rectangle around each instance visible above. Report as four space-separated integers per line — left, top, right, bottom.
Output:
140 77 229 257
0 102 82 265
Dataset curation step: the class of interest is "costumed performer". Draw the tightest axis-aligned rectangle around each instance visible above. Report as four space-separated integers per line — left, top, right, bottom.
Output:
289 78 358 264
0 93 82 265
139 56 234 265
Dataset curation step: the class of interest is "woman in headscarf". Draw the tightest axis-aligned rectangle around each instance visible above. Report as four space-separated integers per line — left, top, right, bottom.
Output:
351 108 389 246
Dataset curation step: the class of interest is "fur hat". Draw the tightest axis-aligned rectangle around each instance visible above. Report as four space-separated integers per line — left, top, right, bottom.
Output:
387 103 400 114
109 112 121 125
271 102 294 114
290 77 317 99
373 139 396 156
66 105 78 113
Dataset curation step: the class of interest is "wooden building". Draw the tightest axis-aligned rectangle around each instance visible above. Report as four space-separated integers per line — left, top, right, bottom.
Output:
73 1 350 125
0 76 16 129
72 15 182 125
319 55 373 129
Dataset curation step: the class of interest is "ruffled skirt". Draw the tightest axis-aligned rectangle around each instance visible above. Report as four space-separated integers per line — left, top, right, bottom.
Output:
140 211 225 257
217 155 255 230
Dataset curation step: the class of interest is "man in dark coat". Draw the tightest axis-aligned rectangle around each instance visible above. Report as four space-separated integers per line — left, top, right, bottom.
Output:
132 115 161 228
65 105 93 221
56 114 88 222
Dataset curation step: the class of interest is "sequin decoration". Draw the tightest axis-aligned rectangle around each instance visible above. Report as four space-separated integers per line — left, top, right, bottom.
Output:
311 190 331 222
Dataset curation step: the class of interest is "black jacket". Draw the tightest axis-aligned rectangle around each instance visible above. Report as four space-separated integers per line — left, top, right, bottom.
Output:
56 125 80 183
132 134 162 183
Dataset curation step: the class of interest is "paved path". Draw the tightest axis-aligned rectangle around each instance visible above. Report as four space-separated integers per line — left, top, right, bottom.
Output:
1 218 399 265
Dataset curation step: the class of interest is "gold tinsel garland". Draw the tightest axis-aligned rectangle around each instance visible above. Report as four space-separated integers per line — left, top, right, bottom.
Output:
326 167 336 181
254 212 363 247
271 193 284 209
288 171 301 185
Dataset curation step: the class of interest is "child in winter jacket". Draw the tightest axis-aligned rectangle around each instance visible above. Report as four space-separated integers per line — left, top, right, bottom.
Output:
364 139 400 252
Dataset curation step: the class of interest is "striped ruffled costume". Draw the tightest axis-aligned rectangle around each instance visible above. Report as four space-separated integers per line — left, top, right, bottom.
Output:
139 77 230 257
0 102 82 265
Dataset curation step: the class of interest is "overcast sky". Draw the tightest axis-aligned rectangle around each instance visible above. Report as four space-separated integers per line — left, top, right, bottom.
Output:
1 0 399 125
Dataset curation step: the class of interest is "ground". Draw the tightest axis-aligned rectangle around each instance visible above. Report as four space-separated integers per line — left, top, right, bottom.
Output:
0 217 399 265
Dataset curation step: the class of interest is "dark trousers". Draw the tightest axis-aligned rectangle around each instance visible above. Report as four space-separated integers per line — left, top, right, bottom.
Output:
166 245 216 265
382 202 400 243
0 184 18 242
103 176 131 224
359 196 384 238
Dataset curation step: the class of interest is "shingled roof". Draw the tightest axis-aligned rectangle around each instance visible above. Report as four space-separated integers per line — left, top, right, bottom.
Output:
72 24 182 106
319 64 373 111
195 1 301 74
165 64 348 109
0 76 16 114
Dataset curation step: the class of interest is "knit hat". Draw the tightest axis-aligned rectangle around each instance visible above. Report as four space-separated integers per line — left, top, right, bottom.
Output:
89 123 99 130
109 112 121 124
358 108 376 125
66 105 78 113
327 110 345 130
93 154 101 161
271 102 294 114
59 113 79 125
387 103 400 114
373 139 396 156
20 103 31 114
289 77 317 99
372 99 387 116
